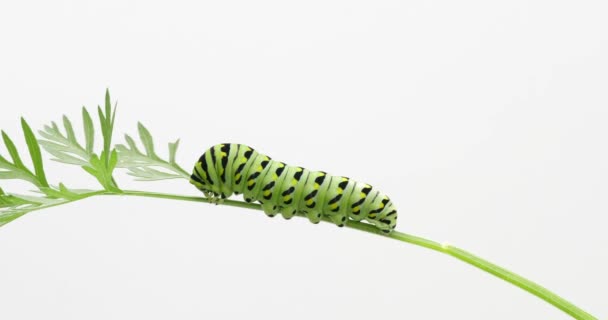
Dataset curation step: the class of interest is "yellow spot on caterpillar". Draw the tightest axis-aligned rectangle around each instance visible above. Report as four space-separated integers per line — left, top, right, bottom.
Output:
337 188 343 194
292 179 297 185
330 203 338 210
235 173 241 180
263 190 271 197
360 193 366 198
283 195 291 201
314 183 319 189
369 213 377 219
353 207 360 213
257 165 262 170
248 180 255 186
306 199 314 205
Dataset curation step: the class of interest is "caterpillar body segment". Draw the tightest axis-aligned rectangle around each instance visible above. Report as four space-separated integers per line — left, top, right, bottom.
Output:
190 143 397 233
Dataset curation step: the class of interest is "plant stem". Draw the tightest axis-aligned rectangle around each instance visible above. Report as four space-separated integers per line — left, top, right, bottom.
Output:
343 221 597 320
105 190 596 320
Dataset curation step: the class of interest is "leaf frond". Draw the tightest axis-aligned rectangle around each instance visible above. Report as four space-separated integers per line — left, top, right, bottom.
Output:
38 90 121 192
0 124 48 188
38 118 91 165
0 187 69 227
116 122 189 181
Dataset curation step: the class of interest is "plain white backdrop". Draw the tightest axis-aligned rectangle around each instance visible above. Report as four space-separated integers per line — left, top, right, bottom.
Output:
0 1 606 319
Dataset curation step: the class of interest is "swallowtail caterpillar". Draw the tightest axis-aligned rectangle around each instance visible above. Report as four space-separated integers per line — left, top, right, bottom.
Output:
190 143 397 233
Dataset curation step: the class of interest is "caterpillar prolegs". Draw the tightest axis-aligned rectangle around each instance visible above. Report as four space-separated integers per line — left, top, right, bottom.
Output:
189 143 398 233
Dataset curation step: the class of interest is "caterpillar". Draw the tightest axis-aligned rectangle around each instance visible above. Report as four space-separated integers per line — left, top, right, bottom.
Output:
189 143 397 233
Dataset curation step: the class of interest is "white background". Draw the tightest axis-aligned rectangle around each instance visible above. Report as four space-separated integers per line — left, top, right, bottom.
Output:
0 1 606 319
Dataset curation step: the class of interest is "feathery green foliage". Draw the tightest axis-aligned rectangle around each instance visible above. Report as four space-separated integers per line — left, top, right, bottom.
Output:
38 113 94 166
21 119 49 187
98 89 117 169
0 120 49 188
0 119 95 226
0 185 98 227
115 122 189 181
38 90 120 192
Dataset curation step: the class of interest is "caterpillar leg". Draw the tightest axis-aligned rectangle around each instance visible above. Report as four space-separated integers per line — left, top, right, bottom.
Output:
365 218 392 233
304 210 322 224
378 224 392 234
279 206 297 220
328 213 347 228
205 191 224 205
260 201 279 218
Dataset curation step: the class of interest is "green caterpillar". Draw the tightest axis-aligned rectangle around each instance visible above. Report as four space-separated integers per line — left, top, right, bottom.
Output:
189 143 397 233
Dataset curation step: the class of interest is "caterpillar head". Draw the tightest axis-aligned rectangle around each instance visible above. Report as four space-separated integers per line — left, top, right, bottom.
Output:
190 161 211 190
190 161 223 198
189 172 207 191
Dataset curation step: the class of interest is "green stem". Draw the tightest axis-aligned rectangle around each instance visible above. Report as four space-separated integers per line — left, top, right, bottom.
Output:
343 221 597 320
104 190 596 319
